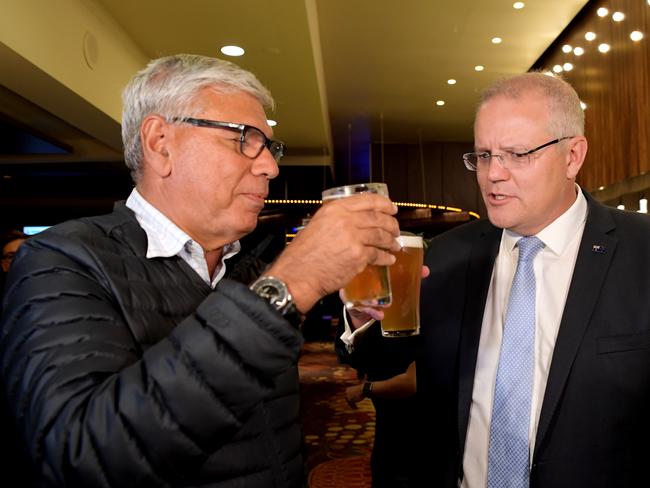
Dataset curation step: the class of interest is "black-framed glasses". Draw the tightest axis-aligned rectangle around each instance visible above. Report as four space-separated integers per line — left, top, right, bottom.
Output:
174 117 285 162
462 136 574 171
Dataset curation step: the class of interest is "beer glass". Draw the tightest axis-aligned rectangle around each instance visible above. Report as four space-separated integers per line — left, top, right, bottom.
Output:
321 183 392 309
381 234 423 337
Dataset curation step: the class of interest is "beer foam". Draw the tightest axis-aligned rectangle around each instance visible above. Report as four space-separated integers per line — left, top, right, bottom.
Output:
397 235 423 248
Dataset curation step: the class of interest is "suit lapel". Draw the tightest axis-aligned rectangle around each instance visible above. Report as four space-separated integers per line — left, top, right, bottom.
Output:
457 224 501 454
533 195 617 456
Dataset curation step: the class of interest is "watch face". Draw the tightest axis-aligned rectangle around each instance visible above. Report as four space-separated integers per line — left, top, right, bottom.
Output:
253 277 288 309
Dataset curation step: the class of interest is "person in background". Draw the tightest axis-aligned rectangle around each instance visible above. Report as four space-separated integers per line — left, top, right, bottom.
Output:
415 72 650 488
0 54 400 488
336 299 421 487
0 229 27 294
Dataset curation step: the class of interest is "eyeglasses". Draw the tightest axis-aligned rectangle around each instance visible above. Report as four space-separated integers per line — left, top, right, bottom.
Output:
462 136 574 172
174 117 285 162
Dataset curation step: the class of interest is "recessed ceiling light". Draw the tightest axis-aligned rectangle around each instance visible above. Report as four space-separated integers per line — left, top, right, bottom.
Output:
447 79 457 85
563 62 574 71
553 64 564 73
436 100 445 106
580 101 587 110
562 44 573 53
630 31 644 41
474 65 485 72
513 2 525 9
612 11 625 22
544 71 555 77
267 119 277 127
598 43 611 53
573 47 584 56
220 45 245 57
585 32 597 41
597 7 609 17
491 37 502 44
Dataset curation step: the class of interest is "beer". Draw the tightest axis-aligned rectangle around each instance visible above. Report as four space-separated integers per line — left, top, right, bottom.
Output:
321 183 392 308
381 235 423 337
341 264 392 308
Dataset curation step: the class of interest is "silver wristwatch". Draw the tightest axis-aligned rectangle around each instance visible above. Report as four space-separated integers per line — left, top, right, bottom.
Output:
249 276 300 325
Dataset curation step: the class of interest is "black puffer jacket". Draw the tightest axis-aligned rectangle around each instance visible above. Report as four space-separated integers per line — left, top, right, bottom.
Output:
0 203 305 487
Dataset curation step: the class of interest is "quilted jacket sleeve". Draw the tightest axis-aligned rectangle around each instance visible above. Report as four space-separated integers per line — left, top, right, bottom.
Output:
0 226 303 487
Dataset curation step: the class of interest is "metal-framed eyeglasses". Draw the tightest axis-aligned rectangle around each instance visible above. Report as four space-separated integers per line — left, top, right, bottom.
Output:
173 117 285 162
462 136 574 172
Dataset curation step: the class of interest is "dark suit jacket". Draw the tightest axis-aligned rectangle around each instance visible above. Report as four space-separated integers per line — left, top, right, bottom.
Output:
416 191 650 487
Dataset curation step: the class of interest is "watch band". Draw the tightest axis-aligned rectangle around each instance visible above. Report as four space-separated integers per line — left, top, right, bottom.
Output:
362 381 373 398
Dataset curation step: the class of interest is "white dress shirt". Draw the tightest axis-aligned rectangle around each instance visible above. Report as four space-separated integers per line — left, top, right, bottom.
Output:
461 187 587 488
125 188 240 288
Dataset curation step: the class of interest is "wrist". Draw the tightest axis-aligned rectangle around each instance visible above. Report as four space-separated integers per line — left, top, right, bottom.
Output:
362 381 373 398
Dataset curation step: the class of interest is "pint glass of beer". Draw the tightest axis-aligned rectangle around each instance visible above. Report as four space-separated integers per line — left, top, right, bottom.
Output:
381 234 423 337
321 183 392 309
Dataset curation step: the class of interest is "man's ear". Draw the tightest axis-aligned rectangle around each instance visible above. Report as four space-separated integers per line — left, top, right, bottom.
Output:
566 135 587 180
140 115 172 178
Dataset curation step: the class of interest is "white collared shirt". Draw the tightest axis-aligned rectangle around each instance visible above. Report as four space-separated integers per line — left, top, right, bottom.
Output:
125 188 240 288
461 186 588 488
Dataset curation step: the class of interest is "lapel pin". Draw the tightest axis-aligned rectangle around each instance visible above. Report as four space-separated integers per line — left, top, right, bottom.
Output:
591 244 607 253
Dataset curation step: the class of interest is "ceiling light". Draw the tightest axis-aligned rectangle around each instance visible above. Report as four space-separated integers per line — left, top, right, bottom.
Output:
612 11 625 22
598 43 611 53
580 101 587 110
544 71 555 77
597 7 609 17
267 119 277 127
474 65 485 71
220 45 245 56
562 44 573 53
447 79 457 85
491 37 502 44
513 2 525 9
574 47 585 56
553 64 564 73
617 203 626 210
630 31 644 41
436 100 445 106
563 62 574 71
585 32 597 41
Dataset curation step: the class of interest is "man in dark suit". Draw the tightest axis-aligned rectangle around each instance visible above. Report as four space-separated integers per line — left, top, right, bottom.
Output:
416 72 650 488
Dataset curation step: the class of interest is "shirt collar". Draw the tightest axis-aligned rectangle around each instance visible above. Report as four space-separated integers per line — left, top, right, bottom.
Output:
502 184 587 256
125 188 241 260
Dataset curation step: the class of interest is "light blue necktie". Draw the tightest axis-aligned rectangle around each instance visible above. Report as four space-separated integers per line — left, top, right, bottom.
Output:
487 236 544 488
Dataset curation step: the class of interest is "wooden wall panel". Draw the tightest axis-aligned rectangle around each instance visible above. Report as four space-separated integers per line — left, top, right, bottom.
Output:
535 0 650 192
370 140 485 216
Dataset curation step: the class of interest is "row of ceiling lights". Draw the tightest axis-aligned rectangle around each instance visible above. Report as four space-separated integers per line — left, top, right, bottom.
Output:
435 2 527 107
218 44 278 127
549 5 646 76
544 3 647 111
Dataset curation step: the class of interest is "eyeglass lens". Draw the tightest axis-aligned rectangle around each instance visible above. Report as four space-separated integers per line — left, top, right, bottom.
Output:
243 126 284 161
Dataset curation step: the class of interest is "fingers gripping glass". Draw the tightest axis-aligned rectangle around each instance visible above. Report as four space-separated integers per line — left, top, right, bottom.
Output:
462 136 574 171
175 117 285 162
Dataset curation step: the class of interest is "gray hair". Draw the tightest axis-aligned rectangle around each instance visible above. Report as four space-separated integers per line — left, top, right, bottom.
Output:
477 71 584 139
121 54 274 182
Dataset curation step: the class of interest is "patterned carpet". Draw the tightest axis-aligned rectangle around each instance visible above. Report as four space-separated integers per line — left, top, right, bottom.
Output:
298 341 375 487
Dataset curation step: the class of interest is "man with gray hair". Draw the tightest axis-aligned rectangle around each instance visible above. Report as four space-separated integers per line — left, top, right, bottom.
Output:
416 72 650 487
0 54 400 487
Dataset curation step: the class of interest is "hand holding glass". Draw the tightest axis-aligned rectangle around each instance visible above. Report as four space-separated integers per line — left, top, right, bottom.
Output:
321 183 392 309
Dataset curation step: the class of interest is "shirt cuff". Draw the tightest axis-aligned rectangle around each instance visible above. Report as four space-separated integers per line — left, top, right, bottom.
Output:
339 305 376 353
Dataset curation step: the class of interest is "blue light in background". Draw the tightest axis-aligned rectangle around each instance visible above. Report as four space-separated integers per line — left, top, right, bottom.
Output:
23 226 51 235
